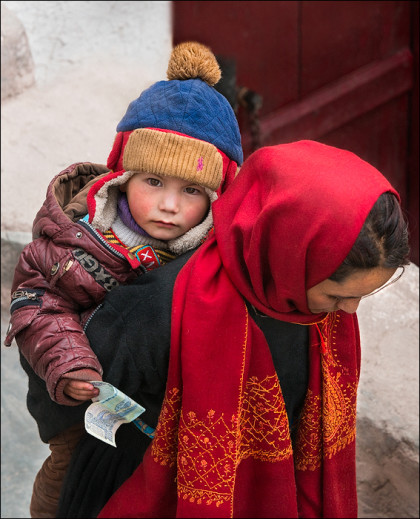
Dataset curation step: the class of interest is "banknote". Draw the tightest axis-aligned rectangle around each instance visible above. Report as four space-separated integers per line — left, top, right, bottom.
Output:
84 381 146 447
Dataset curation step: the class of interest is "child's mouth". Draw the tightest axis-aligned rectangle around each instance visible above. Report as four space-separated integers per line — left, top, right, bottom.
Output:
155 221 176 228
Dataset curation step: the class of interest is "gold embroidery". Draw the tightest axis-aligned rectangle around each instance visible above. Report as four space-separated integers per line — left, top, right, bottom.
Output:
238 375 293 463
322 371 357 458
172 374 294 507
152 304 292 509
153 373 294 507
293 389 322 471
295 314 358 471
151 387 182 467
321 313 357 457
176 410 237 507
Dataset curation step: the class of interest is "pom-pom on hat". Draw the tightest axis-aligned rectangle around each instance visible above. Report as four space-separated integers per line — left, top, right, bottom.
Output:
107 41 243 194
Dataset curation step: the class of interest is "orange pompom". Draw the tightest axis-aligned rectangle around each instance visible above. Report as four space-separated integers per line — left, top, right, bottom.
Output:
167 41 221 86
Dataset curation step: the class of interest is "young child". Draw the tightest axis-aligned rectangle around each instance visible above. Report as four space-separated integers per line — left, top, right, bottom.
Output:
4 41 243 518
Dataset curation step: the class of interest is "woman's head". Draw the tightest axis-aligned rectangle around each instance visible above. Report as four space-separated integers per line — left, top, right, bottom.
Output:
212 141 409 322
329 192 410 282
305 192 410 315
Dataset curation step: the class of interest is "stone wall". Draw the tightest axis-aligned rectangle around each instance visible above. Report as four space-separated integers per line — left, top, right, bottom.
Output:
2 1 172 87
1 5 35 100
356 262 419 517
1 1 172 234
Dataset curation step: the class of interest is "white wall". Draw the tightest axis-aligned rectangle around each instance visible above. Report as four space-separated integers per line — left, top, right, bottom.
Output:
1 0 172 233
2 1 172 86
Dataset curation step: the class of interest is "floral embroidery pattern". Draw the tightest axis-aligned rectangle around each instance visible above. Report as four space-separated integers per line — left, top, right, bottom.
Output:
177 409 236 507
151 387 182 467
238 374 293 463
152 376 292 507
174 374 292 506
294 313 358 471
151 311 357 505
293 389 322 471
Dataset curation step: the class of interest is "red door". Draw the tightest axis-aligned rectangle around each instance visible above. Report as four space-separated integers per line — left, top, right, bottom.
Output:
173 1 419 264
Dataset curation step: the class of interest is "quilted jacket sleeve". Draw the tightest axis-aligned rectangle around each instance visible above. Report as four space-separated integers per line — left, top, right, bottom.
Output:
5 238 103 405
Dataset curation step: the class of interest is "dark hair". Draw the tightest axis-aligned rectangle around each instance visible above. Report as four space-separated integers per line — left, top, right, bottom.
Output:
330 193 410 282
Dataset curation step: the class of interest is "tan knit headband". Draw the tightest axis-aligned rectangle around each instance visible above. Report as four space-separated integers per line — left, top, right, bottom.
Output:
123 128 224 191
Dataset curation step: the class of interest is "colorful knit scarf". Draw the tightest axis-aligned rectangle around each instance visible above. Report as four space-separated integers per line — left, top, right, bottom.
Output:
98 140 399 518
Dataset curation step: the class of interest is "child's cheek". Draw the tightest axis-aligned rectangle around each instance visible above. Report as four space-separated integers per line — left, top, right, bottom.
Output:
185 203 208 226
129 197 153 223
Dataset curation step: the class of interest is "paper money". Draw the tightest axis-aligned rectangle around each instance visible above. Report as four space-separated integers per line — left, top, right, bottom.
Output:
84 381 146 447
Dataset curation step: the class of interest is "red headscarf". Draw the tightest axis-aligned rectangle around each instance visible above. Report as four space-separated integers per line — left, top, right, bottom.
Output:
99 141 398 518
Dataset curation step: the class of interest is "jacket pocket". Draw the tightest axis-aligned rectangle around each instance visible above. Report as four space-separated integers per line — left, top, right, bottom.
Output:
4 306 40 347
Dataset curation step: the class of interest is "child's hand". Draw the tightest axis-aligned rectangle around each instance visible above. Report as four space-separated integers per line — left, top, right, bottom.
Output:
63 380 100 401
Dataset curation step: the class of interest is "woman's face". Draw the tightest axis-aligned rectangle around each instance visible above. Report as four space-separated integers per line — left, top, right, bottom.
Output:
306 267 397 314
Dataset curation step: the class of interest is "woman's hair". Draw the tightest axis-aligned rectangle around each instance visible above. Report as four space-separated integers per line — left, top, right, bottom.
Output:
330 192 410 282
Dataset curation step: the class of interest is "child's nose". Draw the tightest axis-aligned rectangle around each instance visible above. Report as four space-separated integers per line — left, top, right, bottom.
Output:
159 191 180 213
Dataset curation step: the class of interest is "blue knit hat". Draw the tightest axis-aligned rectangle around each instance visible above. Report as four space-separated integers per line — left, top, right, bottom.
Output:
115 42 243 167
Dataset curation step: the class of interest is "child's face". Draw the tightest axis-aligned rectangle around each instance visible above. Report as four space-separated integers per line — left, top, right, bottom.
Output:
120 172 210 240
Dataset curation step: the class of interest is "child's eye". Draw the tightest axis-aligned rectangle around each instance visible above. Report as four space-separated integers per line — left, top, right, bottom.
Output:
185 186 201 195
147 178 162 187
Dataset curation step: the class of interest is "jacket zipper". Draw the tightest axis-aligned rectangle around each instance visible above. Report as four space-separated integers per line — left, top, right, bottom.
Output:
78 219 126 260
83 303 104 332
10 290 42 312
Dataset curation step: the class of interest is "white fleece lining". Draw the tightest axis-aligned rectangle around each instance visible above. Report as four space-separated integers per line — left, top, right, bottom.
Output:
91 170 136 232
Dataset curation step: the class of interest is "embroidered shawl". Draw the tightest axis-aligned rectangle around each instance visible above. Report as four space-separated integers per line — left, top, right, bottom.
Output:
98 140 398 518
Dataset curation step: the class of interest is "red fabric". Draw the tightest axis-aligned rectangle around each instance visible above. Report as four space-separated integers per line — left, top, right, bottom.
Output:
213 140 398 322
106 130 134 172
98 140 398 518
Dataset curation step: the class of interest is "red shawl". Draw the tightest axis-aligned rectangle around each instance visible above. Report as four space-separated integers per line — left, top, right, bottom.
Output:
98 140 398 518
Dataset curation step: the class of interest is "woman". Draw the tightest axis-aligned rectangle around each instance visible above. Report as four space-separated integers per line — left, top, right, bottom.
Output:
58 140 409 518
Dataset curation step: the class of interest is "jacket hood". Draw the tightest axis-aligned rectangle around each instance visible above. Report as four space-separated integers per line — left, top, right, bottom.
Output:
32 163 110 240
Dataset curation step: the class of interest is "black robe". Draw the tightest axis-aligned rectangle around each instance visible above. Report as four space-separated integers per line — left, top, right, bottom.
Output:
55 249 309 517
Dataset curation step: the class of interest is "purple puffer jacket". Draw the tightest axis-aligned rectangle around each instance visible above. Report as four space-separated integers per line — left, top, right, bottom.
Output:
5 162 145 405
